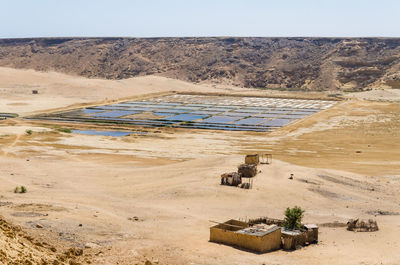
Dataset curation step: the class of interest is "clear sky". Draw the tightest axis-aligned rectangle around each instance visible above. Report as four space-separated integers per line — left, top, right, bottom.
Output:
1 0 399 38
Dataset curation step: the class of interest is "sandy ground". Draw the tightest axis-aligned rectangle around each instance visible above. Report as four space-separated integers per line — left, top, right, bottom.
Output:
0 67 340 116
1 68 400 264
0 67 242 116
346 88 400 102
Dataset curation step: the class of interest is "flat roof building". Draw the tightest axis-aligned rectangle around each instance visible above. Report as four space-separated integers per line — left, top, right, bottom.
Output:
210 220 282 253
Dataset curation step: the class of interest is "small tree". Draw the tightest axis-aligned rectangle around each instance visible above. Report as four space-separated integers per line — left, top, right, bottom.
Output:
283 206 304 230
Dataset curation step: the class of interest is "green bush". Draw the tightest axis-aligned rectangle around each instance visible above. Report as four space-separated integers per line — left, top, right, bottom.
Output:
20 186 27 193
25 129 33 135
14 186 27 194
283 206 304 230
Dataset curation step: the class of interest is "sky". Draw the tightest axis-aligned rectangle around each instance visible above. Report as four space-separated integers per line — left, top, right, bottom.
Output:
0 0 399 38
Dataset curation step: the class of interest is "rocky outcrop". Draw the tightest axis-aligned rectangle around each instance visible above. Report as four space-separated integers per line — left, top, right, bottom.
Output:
0 215 89 264
0 37 399 91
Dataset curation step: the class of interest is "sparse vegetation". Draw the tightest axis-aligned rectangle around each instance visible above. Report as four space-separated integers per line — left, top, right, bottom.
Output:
25 129 33 135
14 186 27 194
328 93 342 98
257 87 308 92
56 128 72 133
283 206 304 230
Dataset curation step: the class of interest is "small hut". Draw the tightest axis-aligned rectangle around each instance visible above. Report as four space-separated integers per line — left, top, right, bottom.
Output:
245 154 259 165
304 224 319 243
281 229 307 250
238 164 257 178
221 172 242 186
210 220 281 253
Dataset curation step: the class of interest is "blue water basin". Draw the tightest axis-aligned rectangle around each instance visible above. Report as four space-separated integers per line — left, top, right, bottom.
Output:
90 110 141 118
163 114 208 122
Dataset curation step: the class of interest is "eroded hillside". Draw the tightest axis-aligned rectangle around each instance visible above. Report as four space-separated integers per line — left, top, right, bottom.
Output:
0 37 399 91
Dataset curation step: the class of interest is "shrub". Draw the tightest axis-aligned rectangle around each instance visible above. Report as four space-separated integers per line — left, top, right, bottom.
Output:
14 186 27 194
283 206 305 230
20 186 27 193
25 129 33 135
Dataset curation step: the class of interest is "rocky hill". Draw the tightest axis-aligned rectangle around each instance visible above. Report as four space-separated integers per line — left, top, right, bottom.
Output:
0 37 399 91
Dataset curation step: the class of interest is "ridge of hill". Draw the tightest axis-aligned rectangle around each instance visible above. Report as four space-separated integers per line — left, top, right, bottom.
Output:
0 37 400 91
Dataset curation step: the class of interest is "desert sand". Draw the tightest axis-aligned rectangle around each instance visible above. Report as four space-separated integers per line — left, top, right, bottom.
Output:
1 67 400 264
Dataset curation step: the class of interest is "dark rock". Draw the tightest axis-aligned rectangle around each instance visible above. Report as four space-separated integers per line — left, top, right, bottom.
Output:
347 219 379 232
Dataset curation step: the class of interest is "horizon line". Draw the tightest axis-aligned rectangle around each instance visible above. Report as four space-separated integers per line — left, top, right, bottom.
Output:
1 36 400 40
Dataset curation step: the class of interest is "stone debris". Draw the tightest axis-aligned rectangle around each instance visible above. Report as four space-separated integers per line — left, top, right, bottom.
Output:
347 219 379 232
128 216 143 222
85 242 100 249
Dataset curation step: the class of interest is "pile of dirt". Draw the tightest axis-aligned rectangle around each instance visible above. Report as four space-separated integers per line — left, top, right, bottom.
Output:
0 216 89 265
0 37 399 91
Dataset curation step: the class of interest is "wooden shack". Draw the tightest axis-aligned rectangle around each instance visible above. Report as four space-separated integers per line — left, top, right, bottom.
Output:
238 164 257 178
221 172 242 186
245 154 259 165
304 224 319 243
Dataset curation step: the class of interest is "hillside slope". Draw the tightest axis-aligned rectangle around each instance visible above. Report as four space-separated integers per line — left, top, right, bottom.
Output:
0 215 88 264
0 37 399 91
